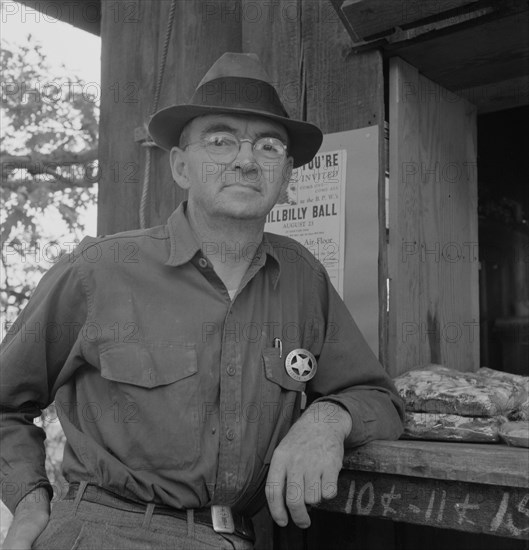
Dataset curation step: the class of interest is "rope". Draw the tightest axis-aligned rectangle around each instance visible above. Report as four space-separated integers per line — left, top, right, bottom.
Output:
151 0 178 115
139 147 152 229
139 0 177 229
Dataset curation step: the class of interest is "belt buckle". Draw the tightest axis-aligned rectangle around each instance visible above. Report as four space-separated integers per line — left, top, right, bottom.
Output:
211 505 235 534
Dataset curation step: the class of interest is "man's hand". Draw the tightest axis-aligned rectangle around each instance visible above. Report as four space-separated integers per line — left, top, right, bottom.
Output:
3 487 50 550
266 401 352 529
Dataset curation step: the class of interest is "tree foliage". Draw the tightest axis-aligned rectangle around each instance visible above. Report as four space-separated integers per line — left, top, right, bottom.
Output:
1 35 99 322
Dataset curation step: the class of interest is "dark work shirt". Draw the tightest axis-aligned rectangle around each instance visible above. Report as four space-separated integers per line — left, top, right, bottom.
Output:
0 203 403 514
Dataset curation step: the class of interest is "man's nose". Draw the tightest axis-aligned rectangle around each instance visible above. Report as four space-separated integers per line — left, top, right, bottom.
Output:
235 139 256 163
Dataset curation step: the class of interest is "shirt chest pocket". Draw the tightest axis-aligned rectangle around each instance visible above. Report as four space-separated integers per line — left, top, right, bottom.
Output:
100 342 197 387
98 342 201 470
262 348 306 392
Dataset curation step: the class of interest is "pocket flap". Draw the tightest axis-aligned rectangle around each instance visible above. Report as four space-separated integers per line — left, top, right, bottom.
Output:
100 342 197 388
262 348 305 392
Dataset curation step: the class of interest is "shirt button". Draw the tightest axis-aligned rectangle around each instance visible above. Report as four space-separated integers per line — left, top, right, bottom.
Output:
226 428 235 441
226 365 236 376
198 257 208 269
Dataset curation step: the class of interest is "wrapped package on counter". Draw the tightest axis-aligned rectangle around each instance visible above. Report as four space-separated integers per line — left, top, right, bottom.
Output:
394 364 527 417
511 402 529 421
499 421 529 448
402 412 503 443
478 367 529 421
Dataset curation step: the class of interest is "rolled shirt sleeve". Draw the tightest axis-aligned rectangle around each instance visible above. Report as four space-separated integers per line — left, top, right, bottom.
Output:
308 263 405 447
0 246 87 513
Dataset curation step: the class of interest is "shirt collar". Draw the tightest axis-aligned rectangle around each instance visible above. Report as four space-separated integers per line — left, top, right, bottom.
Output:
165 202 202 267
165 202 281 288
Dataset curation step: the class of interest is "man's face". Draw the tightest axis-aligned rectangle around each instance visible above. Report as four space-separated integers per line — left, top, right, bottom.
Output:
170 114 293 222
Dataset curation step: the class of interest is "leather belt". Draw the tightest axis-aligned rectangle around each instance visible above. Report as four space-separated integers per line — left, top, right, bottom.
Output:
65 483 254 541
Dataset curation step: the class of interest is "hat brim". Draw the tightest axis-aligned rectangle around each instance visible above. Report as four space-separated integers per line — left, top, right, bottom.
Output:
148 105 323 169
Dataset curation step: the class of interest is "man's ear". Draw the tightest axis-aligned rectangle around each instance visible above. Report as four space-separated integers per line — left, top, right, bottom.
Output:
170 146 191 190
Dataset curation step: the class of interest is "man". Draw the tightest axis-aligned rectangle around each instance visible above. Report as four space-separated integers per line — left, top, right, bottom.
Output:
1 53 403 549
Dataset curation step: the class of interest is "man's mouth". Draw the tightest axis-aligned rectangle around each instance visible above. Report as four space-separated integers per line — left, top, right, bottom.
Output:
223 182 261 193
222 165 262 191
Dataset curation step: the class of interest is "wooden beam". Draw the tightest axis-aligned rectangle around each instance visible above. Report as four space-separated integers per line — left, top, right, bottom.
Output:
389 11 529 92
16 0 101 35
457 75 529 114
340 0 478 41
342 440 529 488
330 0 529 115
313 439 529 542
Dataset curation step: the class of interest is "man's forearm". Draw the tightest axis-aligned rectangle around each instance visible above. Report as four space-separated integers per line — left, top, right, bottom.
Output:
313 389 404 447
301 401 353 441
3 487 50 550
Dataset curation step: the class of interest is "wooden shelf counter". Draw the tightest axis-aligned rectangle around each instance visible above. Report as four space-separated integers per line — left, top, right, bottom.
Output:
315 440 529 541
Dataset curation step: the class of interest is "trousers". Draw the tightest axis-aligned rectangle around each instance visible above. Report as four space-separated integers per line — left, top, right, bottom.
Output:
32 482 255 550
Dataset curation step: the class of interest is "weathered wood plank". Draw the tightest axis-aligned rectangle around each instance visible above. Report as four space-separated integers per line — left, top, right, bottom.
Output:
343 440 529 489
390 11 529 92
316 470 529 540
99 0 149 233
331 0 528 114
340 0 478 41
387 56 421 375
241 0 303 120
457 75 529 114
303 7 381 134
387 57 479 376
328 0 361 43
17 0 101 35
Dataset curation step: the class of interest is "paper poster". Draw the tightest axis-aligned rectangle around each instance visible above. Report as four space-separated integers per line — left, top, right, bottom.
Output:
266 150 347 296
266 126 380 354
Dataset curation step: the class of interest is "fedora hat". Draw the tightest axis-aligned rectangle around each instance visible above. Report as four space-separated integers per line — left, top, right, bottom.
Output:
148 52 323 168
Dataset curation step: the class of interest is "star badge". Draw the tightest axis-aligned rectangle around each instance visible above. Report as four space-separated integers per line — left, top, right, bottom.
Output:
285 349 317 382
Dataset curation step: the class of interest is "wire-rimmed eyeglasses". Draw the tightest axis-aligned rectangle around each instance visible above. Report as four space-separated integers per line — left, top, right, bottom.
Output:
182 132 288 163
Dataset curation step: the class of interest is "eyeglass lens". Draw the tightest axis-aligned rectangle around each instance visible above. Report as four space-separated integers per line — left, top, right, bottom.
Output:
204 132 286 161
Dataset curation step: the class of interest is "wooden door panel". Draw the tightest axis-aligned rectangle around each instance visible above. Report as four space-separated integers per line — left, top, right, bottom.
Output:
387 57 479 376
